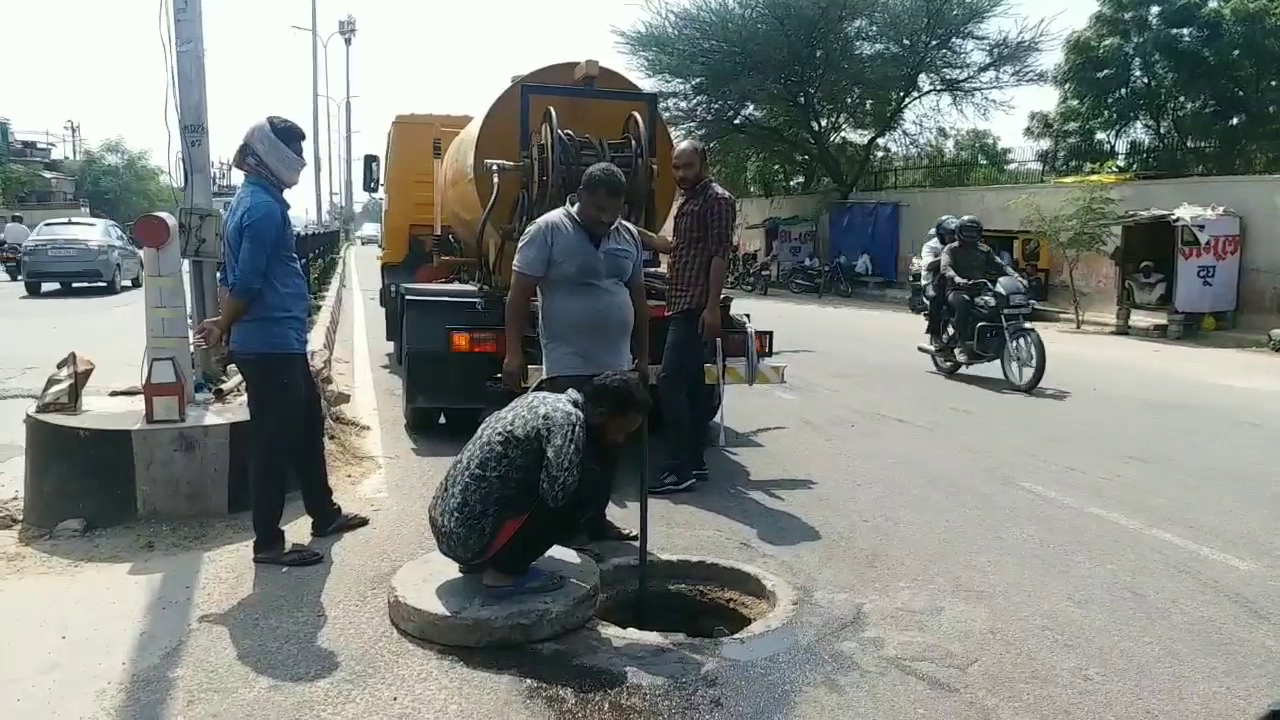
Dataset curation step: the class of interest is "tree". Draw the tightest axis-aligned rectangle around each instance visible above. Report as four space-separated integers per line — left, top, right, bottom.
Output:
357 197 383 224
71 138 174 224
1012 182 1120 328
1026 0 1280 176
617 0 1053 197
868 128 1022 188
0 163 44 206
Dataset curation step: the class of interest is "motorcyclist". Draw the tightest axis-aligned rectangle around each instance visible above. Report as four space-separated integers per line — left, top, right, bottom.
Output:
919 215 957 349
2 214 30 247
939 215 1021 363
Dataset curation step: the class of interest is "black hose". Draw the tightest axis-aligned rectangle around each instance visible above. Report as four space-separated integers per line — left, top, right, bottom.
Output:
476 167 502 289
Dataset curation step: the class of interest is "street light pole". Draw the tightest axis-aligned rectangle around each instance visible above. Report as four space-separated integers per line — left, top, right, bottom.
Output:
339 14 357 238
309 0 322 226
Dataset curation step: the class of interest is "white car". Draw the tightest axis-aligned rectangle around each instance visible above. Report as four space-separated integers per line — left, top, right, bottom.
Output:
355 222 381 246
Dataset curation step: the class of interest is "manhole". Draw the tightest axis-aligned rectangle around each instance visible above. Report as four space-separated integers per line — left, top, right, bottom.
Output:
594 555 796 642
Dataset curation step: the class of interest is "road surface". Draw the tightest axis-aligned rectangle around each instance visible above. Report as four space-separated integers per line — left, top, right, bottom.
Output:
3 246 1278 719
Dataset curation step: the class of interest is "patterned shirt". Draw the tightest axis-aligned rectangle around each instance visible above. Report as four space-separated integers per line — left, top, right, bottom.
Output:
666 179 736 313
428 390 586 564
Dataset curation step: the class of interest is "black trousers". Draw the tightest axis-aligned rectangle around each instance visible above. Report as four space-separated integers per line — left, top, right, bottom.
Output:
234 353 342 554
658 308 710 475
474 476 612 575
925 283 947 337
533 374 622 534
947 290 974 344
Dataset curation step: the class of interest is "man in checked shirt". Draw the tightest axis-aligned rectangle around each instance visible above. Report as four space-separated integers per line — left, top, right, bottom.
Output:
639 139 736 494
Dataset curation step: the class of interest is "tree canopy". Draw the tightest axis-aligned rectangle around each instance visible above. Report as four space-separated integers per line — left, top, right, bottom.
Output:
1026 0 1280 175
0 163 44 206
70 138 175 224
617 0 1053 197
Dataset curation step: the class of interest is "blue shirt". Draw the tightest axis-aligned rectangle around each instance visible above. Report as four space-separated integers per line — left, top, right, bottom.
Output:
217 176 310 354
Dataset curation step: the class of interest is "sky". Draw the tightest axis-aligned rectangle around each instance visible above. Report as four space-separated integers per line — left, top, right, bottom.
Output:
9 0 1097 224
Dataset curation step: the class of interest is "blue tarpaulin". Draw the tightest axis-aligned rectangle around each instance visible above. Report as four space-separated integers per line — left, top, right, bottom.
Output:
828 202 901 282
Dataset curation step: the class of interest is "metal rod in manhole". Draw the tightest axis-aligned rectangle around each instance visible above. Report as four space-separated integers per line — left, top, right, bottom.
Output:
637 415 650 624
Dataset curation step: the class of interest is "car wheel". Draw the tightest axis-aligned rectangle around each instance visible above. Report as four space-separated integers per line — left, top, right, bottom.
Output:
130 267 143 288
60 282 73 291
107 266 122 294
24 281 42 296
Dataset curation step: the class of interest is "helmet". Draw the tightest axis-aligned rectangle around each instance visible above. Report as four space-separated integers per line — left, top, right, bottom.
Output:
956 215 983 243
934 215 957 238
938 217 960 244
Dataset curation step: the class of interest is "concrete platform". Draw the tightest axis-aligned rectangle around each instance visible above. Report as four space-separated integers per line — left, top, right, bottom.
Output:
22 394 252 529
387 546 600 648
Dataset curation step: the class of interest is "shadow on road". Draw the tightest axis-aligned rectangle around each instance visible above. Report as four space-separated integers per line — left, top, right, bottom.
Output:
937 371 1072 401
19 284 142 300
197 535 344 683
612 424 821 548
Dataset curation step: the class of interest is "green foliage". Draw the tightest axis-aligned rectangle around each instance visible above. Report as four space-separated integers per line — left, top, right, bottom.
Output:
1012 182 1120 327
358 197 383 224
0 163 44 205
617 0 1053 197
73 138 175 224
1027 0 1280 175
866 128 1030 189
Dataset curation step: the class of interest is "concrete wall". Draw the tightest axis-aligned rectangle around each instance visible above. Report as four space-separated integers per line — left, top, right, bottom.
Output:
849 175 1280 320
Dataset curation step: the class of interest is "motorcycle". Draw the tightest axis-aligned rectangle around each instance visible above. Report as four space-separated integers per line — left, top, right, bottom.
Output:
907 255 928 314
725 252 743 290
917 277 1047 393
787 259 852 298
0 243 20 281
736 253 771 295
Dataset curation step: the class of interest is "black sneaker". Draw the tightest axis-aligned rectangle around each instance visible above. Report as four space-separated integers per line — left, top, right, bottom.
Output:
692 465 709 482
649 469 695 494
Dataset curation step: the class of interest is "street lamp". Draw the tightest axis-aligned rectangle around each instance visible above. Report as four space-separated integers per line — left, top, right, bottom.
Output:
319 94 357 218
291 23 341 223
338 14 357 235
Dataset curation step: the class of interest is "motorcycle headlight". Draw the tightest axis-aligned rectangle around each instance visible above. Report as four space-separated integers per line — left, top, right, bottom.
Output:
1008 293 1027 306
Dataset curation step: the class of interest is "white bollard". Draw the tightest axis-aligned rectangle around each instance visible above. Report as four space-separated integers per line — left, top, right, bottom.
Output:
132 212 194 417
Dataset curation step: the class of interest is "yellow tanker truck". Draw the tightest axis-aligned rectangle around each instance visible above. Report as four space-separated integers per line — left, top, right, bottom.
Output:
361 60 786 432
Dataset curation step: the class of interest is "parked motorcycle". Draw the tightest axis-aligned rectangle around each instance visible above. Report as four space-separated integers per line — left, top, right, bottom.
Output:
907 255 928 314
787 259 852 298
725 252 743 290
0 243 20 281
917 277 1047 393
736 253 771 295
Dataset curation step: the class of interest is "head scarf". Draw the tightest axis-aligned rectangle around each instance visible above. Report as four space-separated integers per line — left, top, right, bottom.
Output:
232 119 306 190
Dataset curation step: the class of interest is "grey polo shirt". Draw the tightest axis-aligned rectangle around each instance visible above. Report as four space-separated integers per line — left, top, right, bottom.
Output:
511 206 643 378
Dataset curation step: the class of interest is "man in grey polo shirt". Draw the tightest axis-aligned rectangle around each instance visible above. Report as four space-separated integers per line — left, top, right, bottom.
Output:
503 162 649 543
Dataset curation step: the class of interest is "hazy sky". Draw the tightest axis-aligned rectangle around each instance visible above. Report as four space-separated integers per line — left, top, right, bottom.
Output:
9 0 1096 221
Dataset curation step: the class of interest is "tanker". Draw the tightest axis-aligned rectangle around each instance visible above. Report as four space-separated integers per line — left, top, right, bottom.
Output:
362 60 786 433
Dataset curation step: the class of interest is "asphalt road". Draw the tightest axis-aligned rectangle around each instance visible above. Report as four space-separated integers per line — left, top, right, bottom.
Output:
7 246 1280 719
0 276 154 500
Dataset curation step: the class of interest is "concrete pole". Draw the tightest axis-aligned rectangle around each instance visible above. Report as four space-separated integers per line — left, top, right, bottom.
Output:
309 0 323 227
171 0 219 383
324 49 334 224
340 14 356 237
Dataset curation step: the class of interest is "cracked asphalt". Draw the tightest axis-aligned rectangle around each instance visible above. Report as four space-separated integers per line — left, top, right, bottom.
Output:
4 246 1279 719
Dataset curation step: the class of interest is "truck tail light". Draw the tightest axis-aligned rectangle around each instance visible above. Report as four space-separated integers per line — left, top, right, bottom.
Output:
450 330 503 354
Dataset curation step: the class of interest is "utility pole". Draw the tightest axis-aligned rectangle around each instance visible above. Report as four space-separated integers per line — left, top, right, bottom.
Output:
63 120 80 160
172 0 220 382
339 14 357 238
309 0 323 227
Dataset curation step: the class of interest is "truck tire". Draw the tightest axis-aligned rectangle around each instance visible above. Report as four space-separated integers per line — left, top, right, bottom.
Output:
444 408 482 432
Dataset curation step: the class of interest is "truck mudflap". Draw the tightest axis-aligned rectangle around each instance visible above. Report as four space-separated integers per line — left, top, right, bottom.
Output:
524 360 788 388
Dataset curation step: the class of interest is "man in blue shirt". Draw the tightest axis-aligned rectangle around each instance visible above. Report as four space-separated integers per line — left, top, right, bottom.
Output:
196 116 368 567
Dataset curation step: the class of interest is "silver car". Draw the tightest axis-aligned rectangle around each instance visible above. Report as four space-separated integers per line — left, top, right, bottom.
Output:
21 217 144 296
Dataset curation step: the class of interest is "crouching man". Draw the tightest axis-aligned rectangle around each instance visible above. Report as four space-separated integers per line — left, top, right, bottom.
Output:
428 371 649 598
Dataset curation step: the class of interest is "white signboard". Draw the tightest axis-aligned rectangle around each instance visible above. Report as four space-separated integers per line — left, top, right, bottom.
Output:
1173 214 1241 314
774 221 815 267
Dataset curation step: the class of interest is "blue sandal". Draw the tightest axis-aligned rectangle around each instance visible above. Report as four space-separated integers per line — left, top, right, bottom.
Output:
483 568 566 598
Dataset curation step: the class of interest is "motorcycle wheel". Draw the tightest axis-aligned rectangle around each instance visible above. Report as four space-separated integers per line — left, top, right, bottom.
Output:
726 274 741 290
1001 328 1047 393
757 277 769 295
834 278 853 298
930 323 963 375
739 273 757 293
787 277 808 294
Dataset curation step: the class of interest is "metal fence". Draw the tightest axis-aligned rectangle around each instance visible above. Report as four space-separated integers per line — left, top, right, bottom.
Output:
295 227 341 298
862 139 1280 191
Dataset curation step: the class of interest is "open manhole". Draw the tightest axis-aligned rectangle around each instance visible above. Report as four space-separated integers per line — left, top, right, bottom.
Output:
594 555 794 641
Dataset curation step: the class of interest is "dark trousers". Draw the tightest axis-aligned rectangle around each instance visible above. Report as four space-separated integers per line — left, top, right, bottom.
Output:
925 283 947 337
470 466 612 575
534 374 621 534
659 308 709 475
235 353 342 554
947 290 974 344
